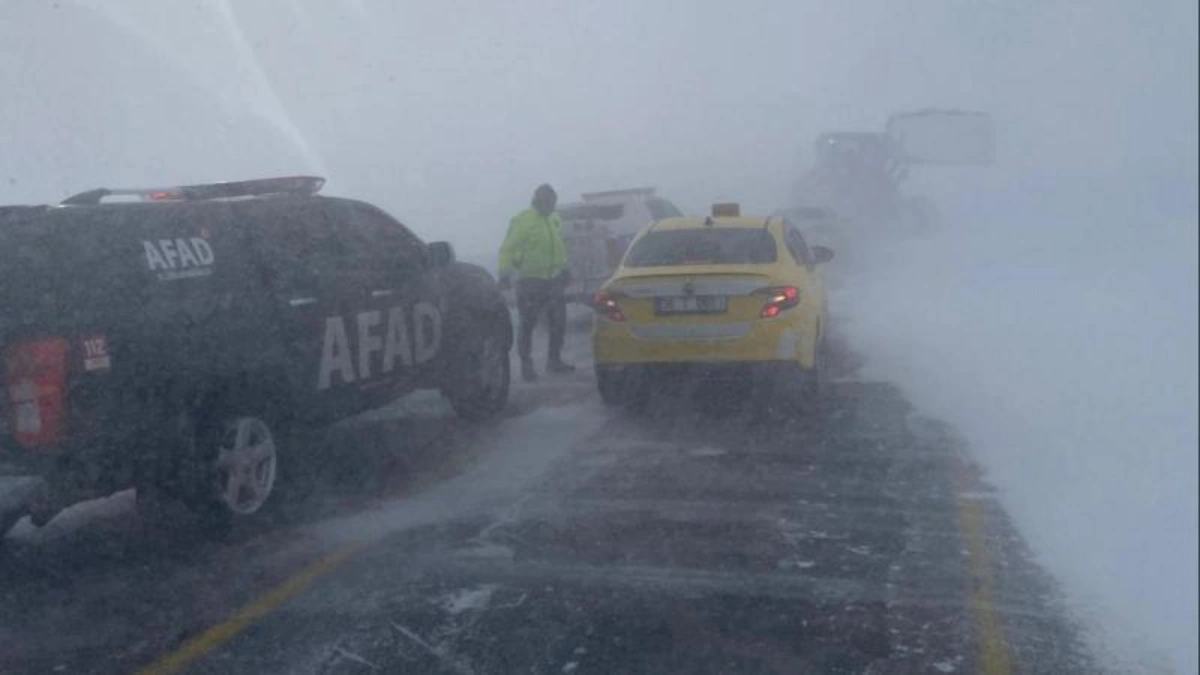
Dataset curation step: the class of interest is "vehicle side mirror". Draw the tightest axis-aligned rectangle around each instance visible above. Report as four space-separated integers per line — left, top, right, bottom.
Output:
811 245 835 265
428 241 456 267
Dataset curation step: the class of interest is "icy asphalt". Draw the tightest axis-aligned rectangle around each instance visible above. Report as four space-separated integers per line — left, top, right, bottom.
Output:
0 315 1097 674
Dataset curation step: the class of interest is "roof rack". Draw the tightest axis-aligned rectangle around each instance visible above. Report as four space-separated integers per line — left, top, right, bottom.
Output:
60 176 326 206
581 186 657 202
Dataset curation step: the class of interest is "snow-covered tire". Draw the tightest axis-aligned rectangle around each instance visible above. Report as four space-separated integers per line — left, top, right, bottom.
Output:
188 411 282 534
147 377 322 536
445 305 512 422
145 395 294 536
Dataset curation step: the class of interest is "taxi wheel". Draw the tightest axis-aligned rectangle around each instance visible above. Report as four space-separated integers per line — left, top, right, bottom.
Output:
597 368 623 406
596 367 650 409
797 340 828 417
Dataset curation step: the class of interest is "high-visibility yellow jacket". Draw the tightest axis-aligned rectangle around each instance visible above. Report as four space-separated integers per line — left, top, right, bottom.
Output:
498 208 568 280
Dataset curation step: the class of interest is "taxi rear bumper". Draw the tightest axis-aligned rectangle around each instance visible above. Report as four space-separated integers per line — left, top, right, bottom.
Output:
593 317 816 368
597 360 805 382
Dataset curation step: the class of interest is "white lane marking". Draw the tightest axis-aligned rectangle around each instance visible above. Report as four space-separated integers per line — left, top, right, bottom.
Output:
440 585 497 615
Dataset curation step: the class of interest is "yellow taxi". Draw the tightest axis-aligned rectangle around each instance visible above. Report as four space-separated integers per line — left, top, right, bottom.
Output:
591 203 834 408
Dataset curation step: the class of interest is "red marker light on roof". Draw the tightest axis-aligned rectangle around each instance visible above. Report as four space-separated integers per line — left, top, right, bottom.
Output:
147 190 183 202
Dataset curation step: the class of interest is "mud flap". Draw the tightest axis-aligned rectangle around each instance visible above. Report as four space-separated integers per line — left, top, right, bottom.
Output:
0 477 42 535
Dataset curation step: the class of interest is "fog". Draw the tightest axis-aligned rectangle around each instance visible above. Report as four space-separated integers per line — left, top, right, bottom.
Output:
2 0 1196 671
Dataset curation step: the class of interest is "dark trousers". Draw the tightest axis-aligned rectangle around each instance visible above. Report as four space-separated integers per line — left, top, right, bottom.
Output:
516 277 566 363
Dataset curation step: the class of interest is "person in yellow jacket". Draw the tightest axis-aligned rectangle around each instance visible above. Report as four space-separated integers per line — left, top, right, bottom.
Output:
498 184 576 381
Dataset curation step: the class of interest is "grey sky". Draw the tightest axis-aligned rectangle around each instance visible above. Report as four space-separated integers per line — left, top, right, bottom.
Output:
3 0 1194 263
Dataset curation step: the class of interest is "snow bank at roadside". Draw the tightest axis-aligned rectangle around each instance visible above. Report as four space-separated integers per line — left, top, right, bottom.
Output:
837 204 1197 673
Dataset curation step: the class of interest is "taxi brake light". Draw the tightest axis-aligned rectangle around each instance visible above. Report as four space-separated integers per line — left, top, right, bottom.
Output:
592 289 626 322
754 286 800 318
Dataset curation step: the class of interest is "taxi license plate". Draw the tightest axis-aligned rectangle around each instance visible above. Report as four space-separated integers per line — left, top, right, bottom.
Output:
654 296 727 315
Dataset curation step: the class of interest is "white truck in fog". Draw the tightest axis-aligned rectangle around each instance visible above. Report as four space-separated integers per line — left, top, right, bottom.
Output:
559 187 683 304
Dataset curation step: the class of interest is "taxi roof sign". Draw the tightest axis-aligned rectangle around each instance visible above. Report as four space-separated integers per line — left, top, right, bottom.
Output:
712 203 740 217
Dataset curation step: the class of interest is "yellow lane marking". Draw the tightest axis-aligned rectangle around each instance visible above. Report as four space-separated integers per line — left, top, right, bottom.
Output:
135 544 364 675
956 464 1015 675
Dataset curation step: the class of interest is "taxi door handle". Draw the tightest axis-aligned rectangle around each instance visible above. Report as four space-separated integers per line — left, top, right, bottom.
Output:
371 289 395 298
288 297 317 307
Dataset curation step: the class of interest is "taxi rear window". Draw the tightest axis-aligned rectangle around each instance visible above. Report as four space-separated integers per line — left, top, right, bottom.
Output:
624 228 777 267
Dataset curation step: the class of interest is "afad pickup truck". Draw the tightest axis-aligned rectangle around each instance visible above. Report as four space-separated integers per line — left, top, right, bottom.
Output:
0 177 511 540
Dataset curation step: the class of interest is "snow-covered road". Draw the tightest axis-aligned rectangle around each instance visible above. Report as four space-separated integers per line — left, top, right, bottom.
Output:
0 321 1100 674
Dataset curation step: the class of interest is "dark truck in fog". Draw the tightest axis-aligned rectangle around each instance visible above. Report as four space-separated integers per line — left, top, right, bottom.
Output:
0 177 512 538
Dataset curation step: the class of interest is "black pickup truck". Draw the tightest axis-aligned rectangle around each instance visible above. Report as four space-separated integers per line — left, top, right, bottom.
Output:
0 177 511 537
